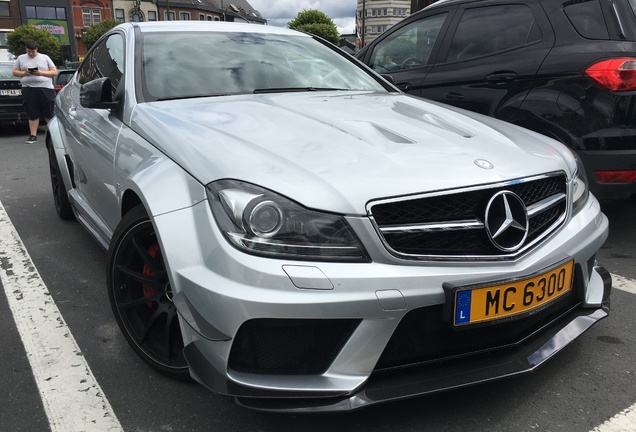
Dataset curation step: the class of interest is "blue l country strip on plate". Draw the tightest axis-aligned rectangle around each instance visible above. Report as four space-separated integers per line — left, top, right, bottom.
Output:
454 260 575 326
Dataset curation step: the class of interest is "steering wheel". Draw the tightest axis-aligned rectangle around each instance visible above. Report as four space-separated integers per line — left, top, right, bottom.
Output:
401 57 424 68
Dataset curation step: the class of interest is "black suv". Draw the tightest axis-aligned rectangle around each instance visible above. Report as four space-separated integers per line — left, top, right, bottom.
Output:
356 0 636 200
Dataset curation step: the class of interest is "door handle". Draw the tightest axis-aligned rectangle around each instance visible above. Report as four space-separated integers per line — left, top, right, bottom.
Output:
68 107 77 118
445 92 464 100
486 72 517 82
395 82 412 92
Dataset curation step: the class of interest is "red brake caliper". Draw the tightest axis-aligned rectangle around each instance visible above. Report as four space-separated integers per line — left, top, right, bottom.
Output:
142 243 160 308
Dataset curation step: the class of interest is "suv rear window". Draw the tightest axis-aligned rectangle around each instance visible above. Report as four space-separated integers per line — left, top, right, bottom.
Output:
447 5 539 62
564 0 609 39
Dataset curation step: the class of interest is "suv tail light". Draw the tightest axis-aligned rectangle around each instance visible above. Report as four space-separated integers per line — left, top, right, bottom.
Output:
595 170 636 183
584 58 636 91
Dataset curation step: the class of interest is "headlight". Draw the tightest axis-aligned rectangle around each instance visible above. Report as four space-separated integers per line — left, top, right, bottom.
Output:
572 154 589 214
206 180 369 262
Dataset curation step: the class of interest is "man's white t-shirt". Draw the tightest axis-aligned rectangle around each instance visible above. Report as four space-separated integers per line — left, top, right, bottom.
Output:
14 53 55 89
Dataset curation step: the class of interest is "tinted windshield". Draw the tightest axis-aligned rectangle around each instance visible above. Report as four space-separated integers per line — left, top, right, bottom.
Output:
140 31 387 100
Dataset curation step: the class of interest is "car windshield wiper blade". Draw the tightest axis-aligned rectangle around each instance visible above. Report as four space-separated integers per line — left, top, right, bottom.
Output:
156 93 229 101
253 87 348 94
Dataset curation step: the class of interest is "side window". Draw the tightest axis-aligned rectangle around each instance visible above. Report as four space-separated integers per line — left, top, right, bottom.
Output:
370 13 448 73
78 45 99 84
78 34 124 89
95 34 124 89
446 5 539 62
564 1 609 39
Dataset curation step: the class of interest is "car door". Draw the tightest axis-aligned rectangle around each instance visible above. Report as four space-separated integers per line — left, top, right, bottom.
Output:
64 33 125 236
358 9 454 93
422 0 555 121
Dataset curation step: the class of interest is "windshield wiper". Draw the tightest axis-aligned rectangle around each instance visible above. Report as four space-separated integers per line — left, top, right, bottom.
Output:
156 93 229 101
253 87 348 94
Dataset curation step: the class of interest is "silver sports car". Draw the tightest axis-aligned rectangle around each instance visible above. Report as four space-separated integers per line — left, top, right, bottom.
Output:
47 21 611 412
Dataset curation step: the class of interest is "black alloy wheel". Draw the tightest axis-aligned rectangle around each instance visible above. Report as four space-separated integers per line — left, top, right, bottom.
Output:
107 205 190 381
47 140 74 220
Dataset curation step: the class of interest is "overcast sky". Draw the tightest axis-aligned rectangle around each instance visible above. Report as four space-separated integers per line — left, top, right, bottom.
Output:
247 1 359 35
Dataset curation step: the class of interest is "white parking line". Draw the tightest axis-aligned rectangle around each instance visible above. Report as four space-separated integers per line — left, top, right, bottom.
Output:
591 274 636 432
592 405 636 432
612 274 636 294
0 201 123 432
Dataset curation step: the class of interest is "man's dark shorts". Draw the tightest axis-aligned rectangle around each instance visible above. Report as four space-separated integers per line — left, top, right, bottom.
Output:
22 87 56 120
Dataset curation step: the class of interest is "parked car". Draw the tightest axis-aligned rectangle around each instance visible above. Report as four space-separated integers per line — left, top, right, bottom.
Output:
356 0 636 201
53 69 75 93
48 21 611 412
0 61 27 124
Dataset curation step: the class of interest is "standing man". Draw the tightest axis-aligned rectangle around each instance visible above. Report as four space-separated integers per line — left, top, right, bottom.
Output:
12 40 58 144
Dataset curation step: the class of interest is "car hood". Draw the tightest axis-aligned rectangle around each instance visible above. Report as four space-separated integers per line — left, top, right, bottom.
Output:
132 92 573 214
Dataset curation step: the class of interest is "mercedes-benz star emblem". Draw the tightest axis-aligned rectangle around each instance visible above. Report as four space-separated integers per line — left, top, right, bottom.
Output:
474 159 494 169
484 191 529 252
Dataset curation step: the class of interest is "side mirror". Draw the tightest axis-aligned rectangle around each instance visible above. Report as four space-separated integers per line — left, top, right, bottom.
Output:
80 77 119 109
381 74 395 84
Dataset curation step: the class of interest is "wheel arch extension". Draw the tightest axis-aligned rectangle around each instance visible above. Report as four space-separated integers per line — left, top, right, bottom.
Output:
46 120 76 192
117 157 207 222
120 190 143 220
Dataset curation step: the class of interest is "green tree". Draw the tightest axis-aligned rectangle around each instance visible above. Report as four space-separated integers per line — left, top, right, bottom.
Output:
6 25 61 62
82 19 118 51
288 10 340 45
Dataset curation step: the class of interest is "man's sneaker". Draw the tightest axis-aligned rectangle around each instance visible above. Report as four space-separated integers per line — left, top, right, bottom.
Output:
26 135 38 144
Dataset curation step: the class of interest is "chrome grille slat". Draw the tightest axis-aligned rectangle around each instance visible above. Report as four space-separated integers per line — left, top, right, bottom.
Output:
368 173 568 260
379 220 484 234
527 193 566 217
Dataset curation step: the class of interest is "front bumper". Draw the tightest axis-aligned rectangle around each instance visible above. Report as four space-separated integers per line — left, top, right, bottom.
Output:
153 194 610 412
181 263 611 412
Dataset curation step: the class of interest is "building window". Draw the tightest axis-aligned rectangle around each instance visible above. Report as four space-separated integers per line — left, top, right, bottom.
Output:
179 12 190 20
130 9 143 22
369 8 388 17
148 11 157 21
165 11 175 21
0 3 8 17
26 6 66 20
83 8 101 27
394 8 408 16
199 14 205 20
115 9 125 23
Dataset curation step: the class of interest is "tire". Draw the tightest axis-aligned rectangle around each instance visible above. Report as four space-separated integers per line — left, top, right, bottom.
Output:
107 205 191 381
47 142 74 220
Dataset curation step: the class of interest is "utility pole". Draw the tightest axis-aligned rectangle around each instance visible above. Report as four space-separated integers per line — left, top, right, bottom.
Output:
361 0 366 46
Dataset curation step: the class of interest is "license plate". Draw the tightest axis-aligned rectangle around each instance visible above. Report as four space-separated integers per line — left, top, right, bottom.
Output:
0 89 21 96
453 260 574 326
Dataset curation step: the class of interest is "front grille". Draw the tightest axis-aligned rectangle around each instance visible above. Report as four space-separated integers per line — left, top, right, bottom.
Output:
0 80 21 90
229 319 361 375
375 288 581 371
369 173 567 259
